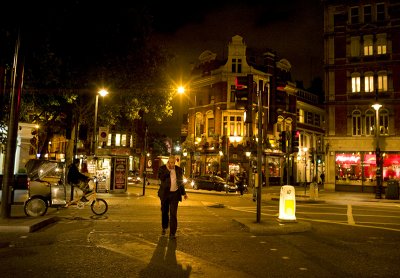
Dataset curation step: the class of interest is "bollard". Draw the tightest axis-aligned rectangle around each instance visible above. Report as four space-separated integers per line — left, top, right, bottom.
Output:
278 185 296 222
309 182 318 200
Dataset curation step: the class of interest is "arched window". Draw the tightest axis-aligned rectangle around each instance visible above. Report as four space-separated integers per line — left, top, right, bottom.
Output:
206 111 215 137
365 109 375 136
352 110 362 136
379 109 389 135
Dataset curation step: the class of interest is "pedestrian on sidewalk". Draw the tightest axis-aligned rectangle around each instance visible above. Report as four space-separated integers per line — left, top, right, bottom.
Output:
157 155 188 239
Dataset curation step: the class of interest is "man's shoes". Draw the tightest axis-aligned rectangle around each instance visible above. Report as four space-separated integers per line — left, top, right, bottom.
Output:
80 196 89 202
162 229 166 235
169 234 176 239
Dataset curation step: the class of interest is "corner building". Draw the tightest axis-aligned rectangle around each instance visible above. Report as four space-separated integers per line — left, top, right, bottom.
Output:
323 0 400 192
181 35 325 186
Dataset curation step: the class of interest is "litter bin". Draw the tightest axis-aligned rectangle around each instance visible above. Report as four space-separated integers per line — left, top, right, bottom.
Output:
385 180 399 200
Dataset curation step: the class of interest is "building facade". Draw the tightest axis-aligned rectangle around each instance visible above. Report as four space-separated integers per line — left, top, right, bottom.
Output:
181 35 325 186
323 0 400 192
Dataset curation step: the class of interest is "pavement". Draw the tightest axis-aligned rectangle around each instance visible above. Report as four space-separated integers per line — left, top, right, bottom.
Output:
1 182 399 235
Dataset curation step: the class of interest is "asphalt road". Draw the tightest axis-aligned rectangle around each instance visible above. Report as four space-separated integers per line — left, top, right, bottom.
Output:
0 186 399 277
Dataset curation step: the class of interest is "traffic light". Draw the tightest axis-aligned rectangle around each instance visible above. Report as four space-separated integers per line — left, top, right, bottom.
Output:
292 130 300 153
234 74 254 123
279 131 287 152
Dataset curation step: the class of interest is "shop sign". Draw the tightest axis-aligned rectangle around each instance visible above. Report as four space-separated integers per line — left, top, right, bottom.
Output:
335 154 360 163
114 158 127 190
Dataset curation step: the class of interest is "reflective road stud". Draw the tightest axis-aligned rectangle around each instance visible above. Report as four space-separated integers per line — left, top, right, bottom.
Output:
278 185 297 222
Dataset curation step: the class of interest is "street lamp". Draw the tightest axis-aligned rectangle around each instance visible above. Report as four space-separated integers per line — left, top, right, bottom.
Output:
178 85 197 178
246 151 251 189
372 102 382 199
92 89 109 155
303 147 308 194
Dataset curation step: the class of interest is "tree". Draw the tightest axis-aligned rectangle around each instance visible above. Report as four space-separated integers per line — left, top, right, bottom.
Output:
1 5 176 161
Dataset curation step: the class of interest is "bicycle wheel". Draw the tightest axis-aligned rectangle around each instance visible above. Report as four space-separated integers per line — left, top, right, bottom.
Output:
24 197 48 217
91 198 108 215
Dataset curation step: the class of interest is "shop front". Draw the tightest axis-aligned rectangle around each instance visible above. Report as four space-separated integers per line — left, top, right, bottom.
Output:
87 148 130 193
335 151 400 192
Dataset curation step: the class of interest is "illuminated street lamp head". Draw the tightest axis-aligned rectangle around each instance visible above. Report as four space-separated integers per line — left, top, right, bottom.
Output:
177 86 185 94
372 103 382 111
98 89 109 97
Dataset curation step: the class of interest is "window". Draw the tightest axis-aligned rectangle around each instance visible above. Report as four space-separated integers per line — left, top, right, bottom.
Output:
376 34 387 55
121 134 126 147
229 116 235 136
195 114 202 138
364 72 374 93
365 110 375 136
363 35 373 56
377 3 385 21
377 72 388 92
231 58 242 73
297 109 305 123
107 134 112 146
379 109 389 135
350 37 360 57
364 5 372 23
115 134 121 146
350 7 359 24
236 117 242 136
307 112 313 125
351 73 361 93
237 59 242 73
314 114 321 127
207 117 215 137
230 85 236 103
223 116 228 136
352 110 362 136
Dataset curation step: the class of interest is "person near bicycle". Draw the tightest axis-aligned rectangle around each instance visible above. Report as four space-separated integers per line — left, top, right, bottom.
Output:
67 158 92 201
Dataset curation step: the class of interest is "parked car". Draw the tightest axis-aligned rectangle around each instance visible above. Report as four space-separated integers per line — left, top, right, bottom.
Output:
0 173 29 204
190 175 237 193
127 171 141 184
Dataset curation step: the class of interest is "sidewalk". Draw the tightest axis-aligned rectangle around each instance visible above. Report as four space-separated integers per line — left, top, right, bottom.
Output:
0 183 399 234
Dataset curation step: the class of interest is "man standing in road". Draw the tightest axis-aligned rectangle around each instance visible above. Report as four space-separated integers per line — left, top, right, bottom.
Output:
157 155 188 239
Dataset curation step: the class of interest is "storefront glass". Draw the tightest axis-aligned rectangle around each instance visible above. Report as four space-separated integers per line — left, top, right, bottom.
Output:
335 152 400 189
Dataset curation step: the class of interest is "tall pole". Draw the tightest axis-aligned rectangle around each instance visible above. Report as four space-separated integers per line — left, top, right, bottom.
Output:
373 103 382 199
142 125 148 196
92 94 99 155
1 32 23 218
192 93 196 178
256 82 263 223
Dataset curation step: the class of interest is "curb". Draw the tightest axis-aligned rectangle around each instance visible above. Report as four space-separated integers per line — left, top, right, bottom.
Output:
233 218 312 236
0 216 58 233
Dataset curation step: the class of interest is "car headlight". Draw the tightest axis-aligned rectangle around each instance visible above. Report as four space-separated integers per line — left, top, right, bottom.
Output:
190 180 194 187
183 177 188 183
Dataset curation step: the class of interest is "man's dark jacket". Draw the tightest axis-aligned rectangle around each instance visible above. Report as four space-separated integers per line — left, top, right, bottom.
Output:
157 164 186 201
67 164 89 185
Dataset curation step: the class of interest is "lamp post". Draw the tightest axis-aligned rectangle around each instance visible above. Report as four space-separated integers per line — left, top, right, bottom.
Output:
303 147 308 195
246 151 251 189
92 89 109 155
372 102 382 199
178 85 197 178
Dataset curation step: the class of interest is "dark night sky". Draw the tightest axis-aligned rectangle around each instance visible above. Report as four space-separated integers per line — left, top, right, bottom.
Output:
147 1 324 139
149 0 324 86
2 1 324 140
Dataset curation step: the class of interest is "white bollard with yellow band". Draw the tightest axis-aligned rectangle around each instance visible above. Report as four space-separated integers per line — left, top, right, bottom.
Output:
278 185 297 222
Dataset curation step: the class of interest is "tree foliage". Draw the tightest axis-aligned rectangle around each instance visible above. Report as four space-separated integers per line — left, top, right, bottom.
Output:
0 5 176 158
